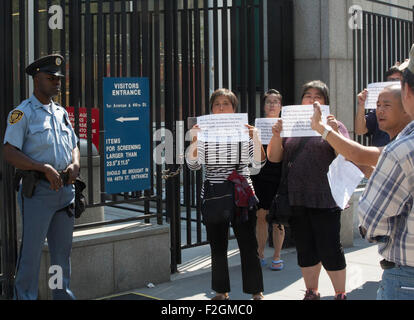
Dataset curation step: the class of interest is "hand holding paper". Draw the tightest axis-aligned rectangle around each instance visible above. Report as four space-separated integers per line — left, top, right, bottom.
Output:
281 105 330 138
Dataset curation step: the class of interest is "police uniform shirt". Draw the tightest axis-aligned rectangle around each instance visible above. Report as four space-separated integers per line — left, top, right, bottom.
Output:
4 94 78 171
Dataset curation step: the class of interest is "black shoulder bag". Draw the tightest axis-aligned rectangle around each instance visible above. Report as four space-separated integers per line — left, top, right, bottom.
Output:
267 138 309 226
201 142 241 225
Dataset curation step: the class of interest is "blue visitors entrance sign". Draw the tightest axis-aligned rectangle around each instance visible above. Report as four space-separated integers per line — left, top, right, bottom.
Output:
103 77 151 194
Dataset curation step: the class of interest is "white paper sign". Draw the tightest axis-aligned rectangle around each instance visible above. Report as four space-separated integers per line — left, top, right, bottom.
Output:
327 155 364 210
365 81 400 110
255 118 280 145
281 105 330 138
197 113 249 142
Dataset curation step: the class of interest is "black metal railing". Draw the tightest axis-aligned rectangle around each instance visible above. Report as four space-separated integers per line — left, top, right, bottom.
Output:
353 5 414 145
2 0 294 282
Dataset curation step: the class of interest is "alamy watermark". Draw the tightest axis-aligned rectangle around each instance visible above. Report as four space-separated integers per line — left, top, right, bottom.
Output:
48 265 63 290
348 5 363 30
48 5 63 30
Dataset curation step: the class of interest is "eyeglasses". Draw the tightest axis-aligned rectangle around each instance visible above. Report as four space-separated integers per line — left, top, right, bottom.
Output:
265 101 281 106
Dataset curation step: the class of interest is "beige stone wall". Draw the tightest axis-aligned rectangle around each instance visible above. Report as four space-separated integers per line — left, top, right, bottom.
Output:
292 0 414 135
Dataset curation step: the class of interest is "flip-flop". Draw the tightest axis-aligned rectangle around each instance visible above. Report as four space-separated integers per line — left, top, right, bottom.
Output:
270 259 284 271
260 258 267 267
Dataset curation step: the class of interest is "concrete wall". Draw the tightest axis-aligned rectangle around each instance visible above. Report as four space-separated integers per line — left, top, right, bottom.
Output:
292 0 414 135
38 222 170 300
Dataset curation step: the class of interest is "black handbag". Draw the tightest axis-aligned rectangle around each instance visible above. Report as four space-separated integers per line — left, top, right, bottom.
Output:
200 142 242 225
267 138 309 226
201 180 234 225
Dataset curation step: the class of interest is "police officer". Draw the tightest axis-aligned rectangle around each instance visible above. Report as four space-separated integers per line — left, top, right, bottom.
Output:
3 54 79 300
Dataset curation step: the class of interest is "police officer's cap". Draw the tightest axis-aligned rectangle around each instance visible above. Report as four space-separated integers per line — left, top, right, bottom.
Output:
25 54 65 78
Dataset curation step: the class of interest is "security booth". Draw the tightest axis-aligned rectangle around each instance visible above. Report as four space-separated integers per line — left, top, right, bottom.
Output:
0 0 294 299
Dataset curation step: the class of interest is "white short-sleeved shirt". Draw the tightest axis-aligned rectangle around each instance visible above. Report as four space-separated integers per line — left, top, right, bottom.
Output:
3 94 78 171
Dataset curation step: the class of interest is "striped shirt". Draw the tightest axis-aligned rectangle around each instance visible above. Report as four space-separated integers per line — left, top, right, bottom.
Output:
186 139 265 198
359 120 414 267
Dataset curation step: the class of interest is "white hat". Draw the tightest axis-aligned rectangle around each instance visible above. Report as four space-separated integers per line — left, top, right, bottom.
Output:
398 44 414 73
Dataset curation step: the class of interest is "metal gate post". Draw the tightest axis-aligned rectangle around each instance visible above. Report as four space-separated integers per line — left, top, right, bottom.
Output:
0 0 18 299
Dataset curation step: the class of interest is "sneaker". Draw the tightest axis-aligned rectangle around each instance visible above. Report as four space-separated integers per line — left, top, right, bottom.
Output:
303 289 321 300
334 293 347 300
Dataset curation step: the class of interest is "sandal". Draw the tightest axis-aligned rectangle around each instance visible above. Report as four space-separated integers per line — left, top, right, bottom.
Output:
211 293 229 300
260 258 267 267
270 259 284 271
252 293 264 300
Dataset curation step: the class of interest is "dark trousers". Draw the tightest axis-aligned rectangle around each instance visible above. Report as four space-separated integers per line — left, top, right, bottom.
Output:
289 206 346 271
205 210 264 294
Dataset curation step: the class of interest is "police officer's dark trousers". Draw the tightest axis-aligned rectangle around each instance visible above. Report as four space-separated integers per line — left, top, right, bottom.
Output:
14 180 75 300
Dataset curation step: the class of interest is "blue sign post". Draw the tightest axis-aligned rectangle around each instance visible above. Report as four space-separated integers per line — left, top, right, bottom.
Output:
103 78 151 194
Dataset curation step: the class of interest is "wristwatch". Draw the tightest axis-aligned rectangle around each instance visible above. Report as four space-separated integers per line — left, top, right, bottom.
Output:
322 125 332 140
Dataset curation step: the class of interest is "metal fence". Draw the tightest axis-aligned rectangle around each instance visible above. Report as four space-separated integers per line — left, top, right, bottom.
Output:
0 0 294 294
353 1 414 145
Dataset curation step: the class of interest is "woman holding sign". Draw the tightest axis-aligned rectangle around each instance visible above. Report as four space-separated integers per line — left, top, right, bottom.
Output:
186 88 266 300
251 89 286 271
267 80 349 300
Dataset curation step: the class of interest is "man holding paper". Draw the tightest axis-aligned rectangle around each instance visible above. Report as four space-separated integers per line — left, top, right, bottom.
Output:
311 84 410 178
354 65 403 147
358 46 414 300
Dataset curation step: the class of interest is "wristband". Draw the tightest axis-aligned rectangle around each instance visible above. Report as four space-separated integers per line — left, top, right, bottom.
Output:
322 126 332 140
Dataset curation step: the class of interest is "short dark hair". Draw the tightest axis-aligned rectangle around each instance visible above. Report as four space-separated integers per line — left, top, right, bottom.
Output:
402 68 414 92
262 89 283 105
385 66 402 79
301 80 330 105
209 88 239 111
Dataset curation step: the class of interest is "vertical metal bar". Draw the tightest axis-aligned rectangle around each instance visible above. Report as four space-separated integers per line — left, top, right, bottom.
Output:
164 0 178 273
259 0 264 108
173 0 182 265
142 0 151 218
247 0 256 124
222 0 229 88
0 0 17 299
34 0 39 59
181 0 191 246
121 0 127 77
69 0 82 139
193 0 203 243
130 0 139 77
367 14 372 84
98 0 106 202
19 0 26 100
373 15 378 82
239 0 247 113
382 16 387 81
213 0 219 88
230 2 237 99
116 13 121 77
154 0 163 225
110 0 115 77
397 18 401 62
85 0 94 204
60 0 66 107
204 0 210 114
104 13 108 78
47 0 53 54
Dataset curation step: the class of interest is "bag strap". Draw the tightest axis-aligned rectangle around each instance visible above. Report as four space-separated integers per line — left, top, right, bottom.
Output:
236 142 241 172
280 137 310 183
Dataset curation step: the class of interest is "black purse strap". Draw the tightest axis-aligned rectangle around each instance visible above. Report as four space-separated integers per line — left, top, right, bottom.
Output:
281 137 310 184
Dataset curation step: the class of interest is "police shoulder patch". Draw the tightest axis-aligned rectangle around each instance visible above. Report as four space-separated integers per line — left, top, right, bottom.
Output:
9 110 24 125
